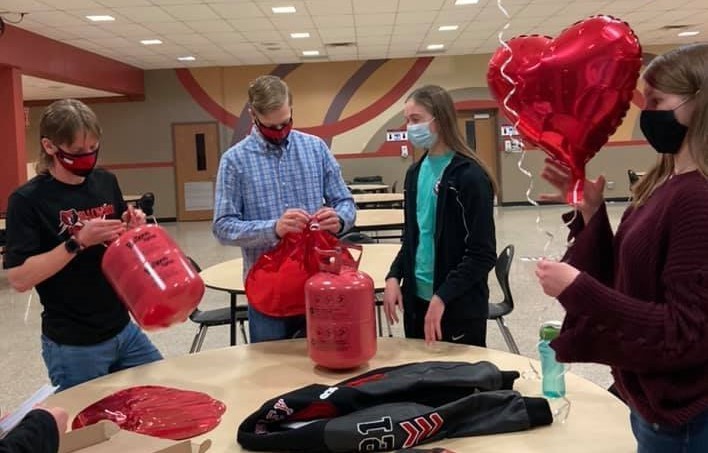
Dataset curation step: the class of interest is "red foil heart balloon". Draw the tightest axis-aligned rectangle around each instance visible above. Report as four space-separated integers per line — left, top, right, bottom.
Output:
72 385 226 440
488 15 642 203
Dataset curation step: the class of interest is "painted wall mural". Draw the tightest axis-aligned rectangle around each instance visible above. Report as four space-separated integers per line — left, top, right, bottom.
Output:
175 53 654 158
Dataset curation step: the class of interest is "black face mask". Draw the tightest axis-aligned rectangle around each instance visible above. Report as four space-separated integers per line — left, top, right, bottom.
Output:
639 109 688 155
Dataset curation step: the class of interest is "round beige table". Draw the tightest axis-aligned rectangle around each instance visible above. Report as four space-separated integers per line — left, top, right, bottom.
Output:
123 194 142 204
199 244 401 344
348 183 390 193
354 209 404 231
353 193 404 208
46 338 634 452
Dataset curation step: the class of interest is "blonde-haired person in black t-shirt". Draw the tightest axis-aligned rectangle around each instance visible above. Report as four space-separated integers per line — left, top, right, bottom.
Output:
2 99 162 391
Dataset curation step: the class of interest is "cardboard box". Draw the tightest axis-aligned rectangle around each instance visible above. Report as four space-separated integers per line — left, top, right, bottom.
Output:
59 421 211 453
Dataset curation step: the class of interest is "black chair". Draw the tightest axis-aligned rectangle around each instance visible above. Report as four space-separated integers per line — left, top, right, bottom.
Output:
137 192 157 223
353 175 384 184
487 245 520 354
339 232 392 338
627 169 640 188
187 257 249 353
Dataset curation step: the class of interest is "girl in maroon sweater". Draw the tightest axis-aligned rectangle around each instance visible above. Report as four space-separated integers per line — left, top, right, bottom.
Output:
536 44 708 452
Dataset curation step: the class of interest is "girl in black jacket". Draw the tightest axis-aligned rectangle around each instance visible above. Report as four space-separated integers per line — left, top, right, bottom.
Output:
384 85 497 346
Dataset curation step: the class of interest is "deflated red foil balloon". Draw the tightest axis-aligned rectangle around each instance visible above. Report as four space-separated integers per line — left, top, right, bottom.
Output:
246 225 357 317
72 385 226 440
487 15 642 203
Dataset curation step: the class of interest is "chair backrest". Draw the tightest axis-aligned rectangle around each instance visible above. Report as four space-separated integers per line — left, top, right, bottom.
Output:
138 192 156 216
353 175 384 184
391 181 398 193
186 256 202 320
494 245 515 310
627 169 639 187
339 232 376 244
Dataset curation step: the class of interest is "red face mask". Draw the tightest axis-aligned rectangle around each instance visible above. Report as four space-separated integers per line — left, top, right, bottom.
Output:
255 117 293 145
55 147 99 177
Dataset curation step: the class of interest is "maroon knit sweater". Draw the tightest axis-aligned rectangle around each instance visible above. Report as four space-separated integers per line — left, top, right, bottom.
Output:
552 170 708 426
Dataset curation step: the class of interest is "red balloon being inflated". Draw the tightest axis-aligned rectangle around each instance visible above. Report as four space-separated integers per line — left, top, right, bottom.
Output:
72 385 226 440
488 15 642 203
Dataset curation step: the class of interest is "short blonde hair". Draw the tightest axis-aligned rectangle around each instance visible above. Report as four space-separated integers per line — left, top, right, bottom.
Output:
248 75 292 115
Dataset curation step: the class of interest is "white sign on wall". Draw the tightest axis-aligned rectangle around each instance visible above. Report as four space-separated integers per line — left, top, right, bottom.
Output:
500 125 517 136
386 130 408 142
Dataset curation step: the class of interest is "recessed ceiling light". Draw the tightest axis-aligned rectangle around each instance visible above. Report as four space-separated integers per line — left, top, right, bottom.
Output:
86 15 115 22
140 39 162 45
272 6 296 14
677 30 700 37
438 25 459 31
427 44 445 50
290 32 310 39
178 56 196 61
455 0 479 4
302 50 320 56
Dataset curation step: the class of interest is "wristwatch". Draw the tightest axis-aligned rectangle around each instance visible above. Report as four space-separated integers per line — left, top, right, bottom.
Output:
64 236 83 254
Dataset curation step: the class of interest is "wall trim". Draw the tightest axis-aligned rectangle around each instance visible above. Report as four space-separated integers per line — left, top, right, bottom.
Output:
102 162 174 170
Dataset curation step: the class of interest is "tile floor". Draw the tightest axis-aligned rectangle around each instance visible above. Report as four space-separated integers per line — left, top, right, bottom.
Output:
0 203 630 412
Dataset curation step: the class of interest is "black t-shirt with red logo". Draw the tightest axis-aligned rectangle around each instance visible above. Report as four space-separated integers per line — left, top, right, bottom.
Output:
3 169 130 346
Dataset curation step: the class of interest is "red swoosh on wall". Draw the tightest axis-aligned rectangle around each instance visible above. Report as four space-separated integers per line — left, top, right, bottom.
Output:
175 57 434 137
175 69 239 127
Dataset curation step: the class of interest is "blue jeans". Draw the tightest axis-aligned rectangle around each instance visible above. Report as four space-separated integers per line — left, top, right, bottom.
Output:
41 321 163 391
631 409 708 453
248 306 306 343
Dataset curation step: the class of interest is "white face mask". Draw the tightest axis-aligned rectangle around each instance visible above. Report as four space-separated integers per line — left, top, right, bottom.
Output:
407 119 438 149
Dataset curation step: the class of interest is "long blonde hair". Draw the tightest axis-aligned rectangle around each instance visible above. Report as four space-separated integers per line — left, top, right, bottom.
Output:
632 44 708 206
36 99 102 174
406 85 498 193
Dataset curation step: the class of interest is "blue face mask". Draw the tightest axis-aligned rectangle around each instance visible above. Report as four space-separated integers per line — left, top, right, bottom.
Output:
407 120 437 149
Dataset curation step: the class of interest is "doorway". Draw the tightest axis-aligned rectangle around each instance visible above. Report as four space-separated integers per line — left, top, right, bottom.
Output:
457 110 500 199
173 122 220 221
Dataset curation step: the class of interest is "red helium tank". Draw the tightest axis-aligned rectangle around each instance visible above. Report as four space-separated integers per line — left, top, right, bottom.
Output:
305 245 376 370
101 224 205 330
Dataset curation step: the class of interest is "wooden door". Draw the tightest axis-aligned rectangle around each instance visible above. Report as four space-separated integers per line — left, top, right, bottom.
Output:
173 122 220 221
457 111 500 197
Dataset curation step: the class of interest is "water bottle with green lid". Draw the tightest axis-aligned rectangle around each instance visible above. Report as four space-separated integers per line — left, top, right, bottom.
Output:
539 320 566 398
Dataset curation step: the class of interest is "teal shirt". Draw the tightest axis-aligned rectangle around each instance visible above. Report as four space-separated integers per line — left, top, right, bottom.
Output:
415 152 455 300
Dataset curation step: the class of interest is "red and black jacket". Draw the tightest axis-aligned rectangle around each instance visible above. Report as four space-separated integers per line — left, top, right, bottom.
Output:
237 361 552 452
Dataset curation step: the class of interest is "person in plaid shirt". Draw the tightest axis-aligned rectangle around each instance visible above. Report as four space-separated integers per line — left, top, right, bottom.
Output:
213 75 356 343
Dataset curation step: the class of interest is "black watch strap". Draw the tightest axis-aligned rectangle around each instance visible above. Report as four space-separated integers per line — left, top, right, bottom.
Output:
64 236 82 254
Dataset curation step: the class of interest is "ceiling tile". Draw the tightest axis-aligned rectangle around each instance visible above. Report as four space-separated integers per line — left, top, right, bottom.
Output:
209 2 265 19
95 0 151 5
271 16 316 28
104 23 153 37
204 31 248 43
228 18 276 31
305 0 353 15
397 0 445 12
318 27 356 42
396 11 437 25
0 0 53 12
161 4 221 21
356 25 394 36
23 11 86 26
143 21 194 34
113 6 175 22
354 13 395 26
186 19 234 33
164 33 213 45
53 0 103 10
352 0 398 14
312 14 354 28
